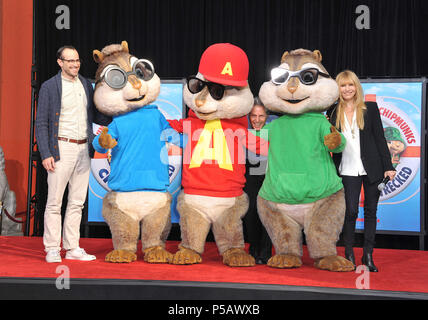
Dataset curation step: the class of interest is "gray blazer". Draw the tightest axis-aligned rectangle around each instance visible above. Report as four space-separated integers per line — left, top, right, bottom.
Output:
35 71 110 161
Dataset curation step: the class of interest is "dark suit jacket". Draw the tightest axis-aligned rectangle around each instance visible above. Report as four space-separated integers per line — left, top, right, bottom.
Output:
326 101 394 184
35 71 111 161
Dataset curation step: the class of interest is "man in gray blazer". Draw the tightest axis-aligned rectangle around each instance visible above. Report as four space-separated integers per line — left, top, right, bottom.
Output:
35 45 110 263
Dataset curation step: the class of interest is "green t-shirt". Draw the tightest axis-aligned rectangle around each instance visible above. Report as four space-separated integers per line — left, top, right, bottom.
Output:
257 112 345 204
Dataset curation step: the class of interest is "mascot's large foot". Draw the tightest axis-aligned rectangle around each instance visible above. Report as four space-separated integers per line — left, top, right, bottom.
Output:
143 246 173 264
171 246 202 265
105 250 137 263
222 248 255 267
267 254 302 269
314 255 355 272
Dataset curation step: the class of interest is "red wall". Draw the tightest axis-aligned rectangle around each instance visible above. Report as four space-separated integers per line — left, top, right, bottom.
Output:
0 0 34 230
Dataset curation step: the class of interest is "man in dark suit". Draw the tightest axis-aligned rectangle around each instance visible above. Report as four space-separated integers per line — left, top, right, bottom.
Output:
35 45 109 263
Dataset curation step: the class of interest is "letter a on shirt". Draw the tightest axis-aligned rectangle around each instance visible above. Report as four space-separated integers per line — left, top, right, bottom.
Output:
189 120 233 171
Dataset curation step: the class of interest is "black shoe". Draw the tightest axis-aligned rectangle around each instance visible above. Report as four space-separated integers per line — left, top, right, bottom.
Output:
362 252 378 272
255 255 271 264
345 249 355 266
249 245 256 258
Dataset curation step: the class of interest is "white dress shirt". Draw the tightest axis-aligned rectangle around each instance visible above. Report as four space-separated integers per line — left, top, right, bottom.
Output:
58 75 88 140
339 110 367 176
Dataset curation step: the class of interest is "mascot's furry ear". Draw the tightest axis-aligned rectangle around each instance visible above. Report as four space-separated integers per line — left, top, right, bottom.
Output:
281 51 289 63
93 40 129 64
121 40 129 53
312 50 322 63
281 49 323 64
93 50 104 64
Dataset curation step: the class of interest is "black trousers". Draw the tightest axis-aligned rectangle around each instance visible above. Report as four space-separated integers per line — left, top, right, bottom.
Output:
243 167 272 259
341 175 381 254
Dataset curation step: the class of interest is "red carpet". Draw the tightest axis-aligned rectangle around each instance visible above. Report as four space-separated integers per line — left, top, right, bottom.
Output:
1 236 427 293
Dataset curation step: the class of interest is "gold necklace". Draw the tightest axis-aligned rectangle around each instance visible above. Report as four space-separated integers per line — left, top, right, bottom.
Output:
345 107 356 139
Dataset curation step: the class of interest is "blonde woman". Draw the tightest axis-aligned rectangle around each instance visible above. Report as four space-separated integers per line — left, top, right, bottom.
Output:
326 70 395 272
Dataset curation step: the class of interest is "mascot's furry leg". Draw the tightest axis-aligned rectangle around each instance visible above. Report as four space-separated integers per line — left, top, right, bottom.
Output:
258 189 354 271
141 193 173 263
102 192 139 262
172 192 255 267
172 192 210 265
304 189 354 271
212 193 255 267
103 191 174 263
257 196 303 268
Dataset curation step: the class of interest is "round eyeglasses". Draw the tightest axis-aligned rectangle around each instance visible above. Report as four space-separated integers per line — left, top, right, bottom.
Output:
60 58 82 64
97 59 155 89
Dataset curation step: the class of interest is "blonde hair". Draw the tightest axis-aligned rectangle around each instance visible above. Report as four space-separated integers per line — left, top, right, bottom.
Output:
335 70 366 131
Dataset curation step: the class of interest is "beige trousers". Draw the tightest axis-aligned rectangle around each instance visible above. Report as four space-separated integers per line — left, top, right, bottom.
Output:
43 140 90 251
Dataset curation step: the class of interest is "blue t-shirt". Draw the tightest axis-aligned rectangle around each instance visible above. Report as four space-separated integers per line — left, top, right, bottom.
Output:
93 105 181 192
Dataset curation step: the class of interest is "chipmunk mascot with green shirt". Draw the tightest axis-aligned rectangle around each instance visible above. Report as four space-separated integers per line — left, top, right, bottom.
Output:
257 49 355 271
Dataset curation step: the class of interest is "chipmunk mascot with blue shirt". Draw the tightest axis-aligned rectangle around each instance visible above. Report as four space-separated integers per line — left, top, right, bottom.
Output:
257 49 355 271
92 41 180 263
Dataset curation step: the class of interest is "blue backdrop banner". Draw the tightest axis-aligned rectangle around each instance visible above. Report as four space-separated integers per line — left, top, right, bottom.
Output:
360 80 423 233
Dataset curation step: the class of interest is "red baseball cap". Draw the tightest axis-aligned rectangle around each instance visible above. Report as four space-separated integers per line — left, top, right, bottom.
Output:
198 43 249 87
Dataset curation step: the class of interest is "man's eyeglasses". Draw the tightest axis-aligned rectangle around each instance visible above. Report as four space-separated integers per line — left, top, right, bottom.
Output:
60 58 82 64
96 59 155 89
187 76 235 100
271 67 330 85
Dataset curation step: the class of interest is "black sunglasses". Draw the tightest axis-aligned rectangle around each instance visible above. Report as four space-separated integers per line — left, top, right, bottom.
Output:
187 76 234 100
271 67 330 85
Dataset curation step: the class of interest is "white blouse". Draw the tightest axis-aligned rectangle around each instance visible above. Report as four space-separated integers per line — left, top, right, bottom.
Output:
339 110 367 176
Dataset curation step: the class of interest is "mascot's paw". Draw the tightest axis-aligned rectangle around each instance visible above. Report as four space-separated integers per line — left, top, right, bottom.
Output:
267 254 302 269
143 246 173 264
324 125 341 150
222 248 255 267
105 249 137 263
314 255 355 272
99 127 118 149
171 246 202 265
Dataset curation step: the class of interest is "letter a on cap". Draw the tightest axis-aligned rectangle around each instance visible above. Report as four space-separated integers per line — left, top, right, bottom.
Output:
221 62 233 76
198 43 248 86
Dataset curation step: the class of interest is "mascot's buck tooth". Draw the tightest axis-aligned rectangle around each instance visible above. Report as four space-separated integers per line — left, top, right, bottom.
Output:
168 43 268 267
92 41 181 263
257 49 355 271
